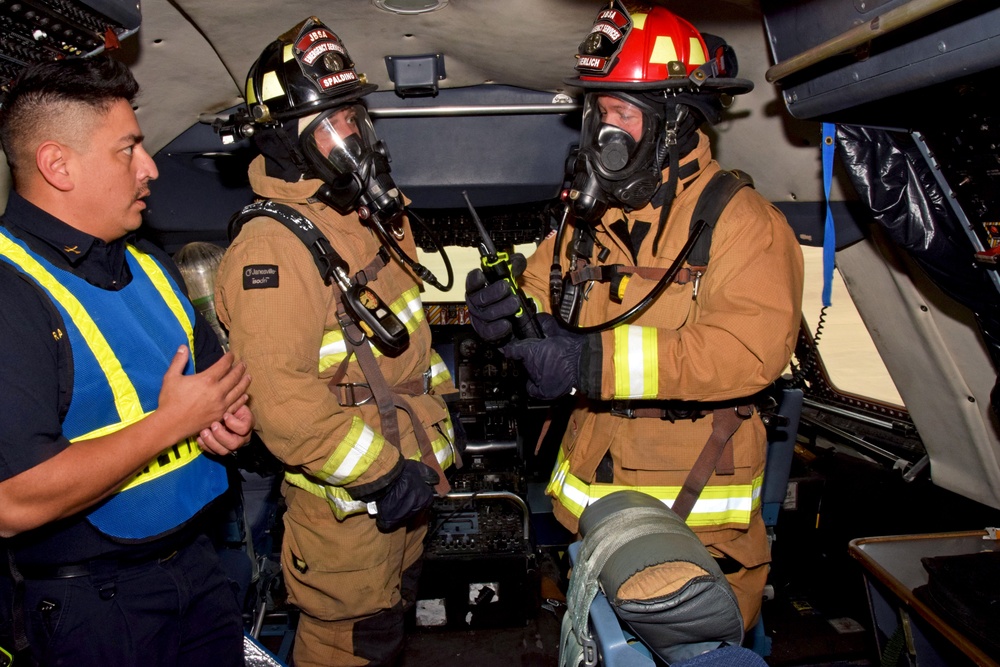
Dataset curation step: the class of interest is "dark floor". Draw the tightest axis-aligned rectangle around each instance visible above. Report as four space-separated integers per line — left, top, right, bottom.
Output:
761 592 875 666
402 612 562 667
397 567 877 667
259 578 877 667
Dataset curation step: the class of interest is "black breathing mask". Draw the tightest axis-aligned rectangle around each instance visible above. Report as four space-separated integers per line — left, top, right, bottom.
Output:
568 93 665 224
299 103 405 230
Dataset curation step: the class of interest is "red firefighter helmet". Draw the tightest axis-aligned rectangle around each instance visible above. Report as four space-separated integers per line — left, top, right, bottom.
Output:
566 1 752 95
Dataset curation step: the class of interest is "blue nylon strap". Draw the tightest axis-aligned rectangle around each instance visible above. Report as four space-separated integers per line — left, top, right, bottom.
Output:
821 123 837 307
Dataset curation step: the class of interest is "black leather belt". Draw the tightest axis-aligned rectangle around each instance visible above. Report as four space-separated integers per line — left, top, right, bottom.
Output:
17 563 102 580
15 546 182 580
607 399 711 421
600 398 754 421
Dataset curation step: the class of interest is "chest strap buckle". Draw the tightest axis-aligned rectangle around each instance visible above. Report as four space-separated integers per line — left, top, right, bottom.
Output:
422 367 433 394
334 382 374 407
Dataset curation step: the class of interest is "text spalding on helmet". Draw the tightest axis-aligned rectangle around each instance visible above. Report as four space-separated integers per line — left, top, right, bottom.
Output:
292 21 362 98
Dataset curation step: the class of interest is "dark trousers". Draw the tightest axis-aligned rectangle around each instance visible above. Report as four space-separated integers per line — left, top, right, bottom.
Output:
14 534 243 667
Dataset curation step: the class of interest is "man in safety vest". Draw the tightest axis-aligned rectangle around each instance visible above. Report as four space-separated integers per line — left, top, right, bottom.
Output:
466 1 804 629
0 57 254 666
214 17 458 667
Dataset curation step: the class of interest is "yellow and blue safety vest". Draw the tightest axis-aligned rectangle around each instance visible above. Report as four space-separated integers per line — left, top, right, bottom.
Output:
0 228 228 541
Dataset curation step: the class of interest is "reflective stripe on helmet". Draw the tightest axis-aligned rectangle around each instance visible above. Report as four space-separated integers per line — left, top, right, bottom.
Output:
569 0 750 95
575 2 708 84
245 17 375 124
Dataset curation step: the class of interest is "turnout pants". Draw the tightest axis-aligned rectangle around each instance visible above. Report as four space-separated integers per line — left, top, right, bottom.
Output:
281 485 427 667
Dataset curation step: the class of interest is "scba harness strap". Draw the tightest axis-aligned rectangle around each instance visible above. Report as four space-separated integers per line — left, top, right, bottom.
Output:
228 202 456 493
230 201 410 355
567 169 754 299
555 170 759 524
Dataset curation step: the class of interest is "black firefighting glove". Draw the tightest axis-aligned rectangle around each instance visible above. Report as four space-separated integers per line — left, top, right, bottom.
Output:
360 459 439 533
502 313 601 401
464 254 529 343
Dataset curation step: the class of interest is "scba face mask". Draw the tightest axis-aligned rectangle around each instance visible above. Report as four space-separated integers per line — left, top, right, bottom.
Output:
299 103 404 230
569 93 664 223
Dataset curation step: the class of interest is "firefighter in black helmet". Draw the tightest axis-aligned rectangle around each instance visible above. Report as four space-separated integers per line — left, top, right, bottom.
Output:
242 17 404 228
215 17 458 666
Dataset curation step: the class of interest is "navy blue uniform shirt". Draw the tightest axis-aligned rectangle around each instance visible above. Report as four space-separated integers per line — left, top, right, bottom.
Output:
0 192 225 564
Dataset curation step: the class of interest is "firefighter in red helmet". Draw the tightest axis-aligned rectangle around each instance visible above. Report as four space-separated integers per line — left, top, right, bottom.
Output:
466 1 805 631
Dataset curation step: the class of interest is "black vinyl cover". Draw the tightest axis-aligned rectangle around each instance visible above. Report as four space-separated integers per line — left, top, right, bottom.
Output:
578 491 744 664
913 550 1000 662
836 125 1000 417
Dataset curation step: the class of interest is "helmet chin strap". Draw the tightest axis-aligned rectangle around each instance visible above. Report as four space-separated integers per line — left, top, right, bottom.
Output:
651 104 688 255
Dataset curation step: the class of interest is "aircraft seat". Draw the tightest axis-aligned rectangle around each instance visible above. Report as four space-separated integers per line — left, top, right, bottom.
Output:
561 386 804 665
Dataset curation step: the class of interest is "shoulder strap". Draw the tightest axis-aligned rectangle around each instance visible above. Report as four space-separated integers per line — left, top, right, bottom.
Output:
687 169 754 268
566 170 754 287
228 201 347 286
230 202 451 488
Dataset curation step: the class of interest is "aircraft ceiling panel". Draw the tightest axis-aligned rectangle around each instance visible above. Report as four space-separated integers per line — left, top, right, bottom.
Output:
111 0 244 155
2 0 849 211
762 0 1000 123
156 0 843 204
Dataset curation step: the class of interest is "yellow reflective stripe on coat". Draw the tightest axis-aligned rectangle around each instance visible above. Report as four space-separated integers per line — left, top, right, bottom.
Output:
0 235 144 422
545 448 762 528
317 286 426 372
127 246 195 364
315 416 387 486
427 351 450 390
318 329 349 372
284 472 369 520
318 345 451 389
317 328 377 370
286 449 454 522
390 285 425 334
429 414 456 469
613 325 659 399
285 413 456 520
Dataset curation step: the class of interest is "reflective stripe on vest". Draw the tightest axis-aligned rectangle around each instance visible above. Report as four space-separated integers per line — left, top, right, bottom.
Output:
0 229 227 540
319 285 425 372
613 325 659 399
285 411 457 520
545 446 762 528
